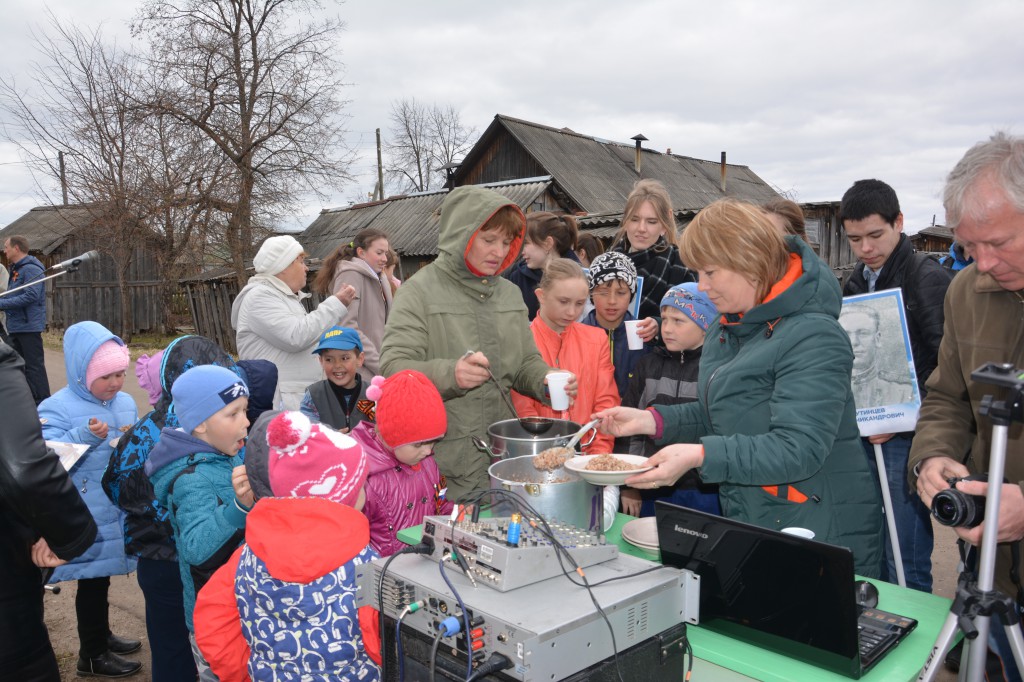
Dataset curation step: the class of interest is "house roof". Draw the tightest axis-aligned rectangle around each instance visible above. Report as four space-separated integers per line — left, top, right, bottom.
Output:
912 224 953 240
301 177 552 260
454 115 780 215
0 204 102 255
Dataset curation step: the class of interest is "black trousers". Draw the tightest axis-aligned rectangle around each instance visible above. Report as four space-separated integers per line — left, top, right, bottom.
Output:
138 558 197 682
9 332 50 404
1 590 60 682
76 577 111 659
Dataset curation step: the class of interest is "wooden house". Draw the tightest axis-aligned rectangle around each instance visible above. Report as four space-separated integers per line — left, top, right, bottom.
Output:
0 205 162 335
910 224 954 254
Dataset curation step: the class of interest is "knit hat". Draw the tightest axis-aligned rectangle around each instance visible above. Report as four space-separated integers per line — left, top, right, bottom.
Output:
253 235 304 275
587 251 638 296
266 411 368 506
86 339 130 391
172 365 251 434
660 283 719 332
366 370 447 449
135 349 166 406
313 325 363 354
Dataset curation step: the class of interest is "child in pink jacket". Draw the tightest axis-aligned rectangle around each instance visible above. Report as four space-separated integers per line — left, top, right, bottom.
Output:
350 370 454 556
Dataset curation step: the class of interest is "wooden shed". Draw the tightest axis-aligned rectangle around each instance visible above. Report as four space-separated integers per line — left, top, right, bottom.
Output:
0 205 163 335
910 224 954 254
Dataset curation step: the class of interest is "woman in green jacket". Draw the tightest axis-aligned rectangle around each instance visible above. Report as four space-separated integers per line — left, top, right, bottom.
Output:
597 199 883 576
380 186 563 502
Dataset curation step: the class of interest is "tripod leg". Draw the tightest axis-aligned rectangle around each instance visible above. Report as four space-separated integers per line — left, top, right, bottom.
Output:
1002 621 1024 678
919 611 967 681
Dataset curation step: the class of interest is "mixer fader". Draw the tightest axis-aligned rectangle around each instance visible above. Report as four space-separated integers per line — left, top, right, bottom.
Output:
420 515 619 592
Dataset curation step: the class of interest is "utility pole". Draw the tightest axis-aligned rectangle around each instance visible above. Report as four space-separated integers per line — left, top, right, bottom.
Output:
58 151 68 205
375 128 385 201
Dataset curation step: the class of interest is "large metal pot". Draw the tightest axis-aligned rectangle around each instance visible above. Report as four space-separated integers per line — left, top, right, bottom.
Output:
485 418 596 460
488 455 603 531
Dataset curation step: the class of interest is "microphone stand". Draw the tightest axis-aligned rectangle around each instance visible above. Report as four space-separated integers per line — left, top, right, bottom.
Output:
0 262 87 299
918 362 1024 681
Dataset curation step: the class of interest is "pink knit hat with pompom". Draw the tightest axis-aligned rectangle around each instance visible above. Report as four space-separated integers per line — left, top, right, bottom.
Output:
266 411 368 507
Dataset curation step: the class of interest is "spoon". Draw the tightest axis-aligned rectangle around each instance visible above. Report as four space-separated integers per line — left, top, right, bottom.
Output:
564 419 601 451
463 350 554 435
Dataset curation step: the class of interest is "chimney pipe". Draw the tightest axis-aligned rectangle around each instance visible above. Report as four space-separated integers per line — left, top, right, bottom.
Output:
631 134 648 175
720 152 727 193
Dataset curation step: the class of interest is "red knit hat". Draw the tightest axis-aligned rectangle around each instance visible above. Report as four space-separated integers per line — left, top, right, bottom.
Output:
366 370 447 449
266 411 368 507
86 339 130 391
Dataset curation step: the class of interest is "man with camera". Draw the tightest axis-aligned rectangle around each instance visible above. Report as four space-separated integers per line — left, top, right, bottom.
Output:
910 131 1024 678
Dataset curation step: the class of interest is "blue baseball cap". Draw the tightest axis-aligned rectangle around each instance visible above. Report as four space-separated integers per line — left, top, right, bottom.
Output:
313 326 363 354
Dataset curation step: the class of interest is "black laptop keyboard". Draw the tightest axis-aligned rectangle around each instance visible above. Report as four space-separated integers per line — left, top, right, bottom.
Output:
858 608 918 670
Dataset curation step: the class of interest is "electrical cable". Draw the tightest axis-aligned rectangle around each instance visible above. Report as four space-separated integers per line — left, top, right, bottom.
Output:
428 629 445 682
465 652 513 681
395 600 425 682
439 554 473 680
376 539 434 681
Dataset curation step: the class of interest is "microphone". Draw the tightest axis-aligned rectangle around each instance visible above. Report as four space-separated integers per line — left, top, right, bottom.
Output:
52 250 99 271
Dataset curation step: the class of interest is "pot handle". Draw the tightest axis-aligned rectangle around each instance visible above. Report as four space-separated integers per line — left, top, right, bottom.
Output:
472 436 500 460
581 427 598 448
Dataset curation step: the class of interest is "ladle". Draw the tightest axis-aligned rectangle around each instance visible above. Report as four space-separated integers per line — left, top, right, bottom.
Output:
463 350 554 435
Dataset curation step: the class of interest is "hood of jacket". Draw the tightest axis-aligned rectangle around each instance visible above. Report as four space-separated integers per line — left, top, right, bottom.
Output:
62 321 126 403
435 186 525 291
350 421 404 476
10 254 45 278
145 426 224 479
336 257 385 283
720 236 841 340
245 497 371 582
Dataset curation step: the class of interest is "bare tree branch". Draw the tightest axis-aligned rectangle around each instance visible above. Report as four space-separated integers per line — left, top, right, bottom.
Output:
384 98 476 194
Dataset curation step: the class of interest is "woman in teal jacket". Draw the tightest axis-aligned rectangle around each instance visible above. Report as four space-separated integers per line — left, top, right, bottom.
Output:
597 199 883 576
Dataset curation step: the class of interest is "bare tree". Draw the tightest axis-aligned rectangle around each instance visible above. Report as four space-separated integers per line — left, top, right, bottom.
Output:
385 98 476 194
133 0 353 284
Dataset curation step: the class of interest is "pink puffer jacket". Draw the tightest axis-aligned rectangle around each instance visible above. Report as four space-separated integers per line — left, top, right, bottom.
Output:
349 421 454 556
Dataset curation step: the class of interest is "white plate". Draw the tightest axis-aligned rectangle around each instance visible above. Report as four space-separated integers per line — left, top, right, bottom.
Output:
621 517 660 549
562 454 653 486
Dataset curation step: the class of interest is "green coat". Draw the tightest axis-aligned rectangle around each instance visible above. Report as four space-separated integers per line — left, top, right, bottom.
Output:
380 186 550 501
656 237 883 576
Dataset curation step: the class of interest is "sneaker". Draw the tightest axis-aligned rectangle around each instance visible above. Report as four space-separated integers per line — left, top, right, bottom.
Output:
106 634 142 655
76 651 143 678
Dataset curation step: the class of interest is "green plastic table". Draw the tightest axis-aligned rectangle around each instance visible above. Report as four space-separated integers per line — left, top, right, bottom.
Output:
397 513 953 681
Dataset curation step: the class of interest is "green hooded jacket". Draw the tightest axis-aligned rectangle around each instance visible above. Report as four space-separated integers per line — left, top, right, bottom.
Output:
656 237 883 577
381 186 550 500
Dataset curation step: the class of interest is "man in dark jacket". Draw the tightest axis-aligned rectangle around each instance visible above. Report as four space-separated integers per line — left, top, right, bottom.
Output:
841 179 954 593
0 235 50 403
0 341 97 681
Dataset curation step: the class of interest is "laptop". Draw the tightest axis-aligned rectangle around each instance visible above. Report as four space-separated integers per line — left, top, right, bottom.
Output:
655 501 917 679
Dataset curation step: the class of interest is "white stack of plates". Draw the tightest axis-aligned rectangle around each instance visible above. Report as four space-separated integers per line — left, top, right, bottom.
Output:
621 517 660 554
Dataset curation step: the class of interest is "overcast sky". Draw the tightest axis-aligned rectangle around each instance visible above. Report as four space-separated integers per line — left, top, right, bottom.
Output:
2 0 1022 236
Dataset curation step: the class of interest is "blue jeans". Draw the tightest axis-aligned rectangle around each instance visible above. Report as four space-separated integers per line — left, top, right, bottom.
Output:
862 436 934 592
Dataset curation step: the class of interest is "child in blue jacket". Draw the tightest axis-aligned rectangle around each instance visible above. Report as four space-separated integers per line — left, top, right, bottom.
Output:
146 364 253 679
39 320 142 677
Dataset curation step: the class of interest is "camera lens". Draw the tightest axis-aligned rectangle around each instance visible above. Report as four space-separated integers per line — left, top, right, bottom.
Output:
931 488 985 528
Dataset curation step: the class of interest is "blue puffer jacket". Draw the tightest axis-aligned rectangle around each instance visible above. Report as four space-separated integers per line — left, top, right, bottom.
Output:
0 255 47 332
147 427 247 631
40 321 138 582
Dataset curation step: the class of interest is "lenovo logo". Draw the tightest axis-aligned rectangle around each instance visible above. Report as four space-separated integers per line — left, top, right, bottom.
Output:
674 524 708 539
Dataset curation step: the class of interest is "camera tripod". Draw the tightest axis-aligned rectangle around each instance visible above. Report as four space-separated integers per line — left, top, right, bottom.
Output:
919 363 1024 681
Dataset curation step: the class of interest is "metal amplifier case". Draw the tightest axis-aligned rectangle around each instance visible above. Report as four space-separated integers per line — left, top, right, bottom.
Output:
356 552 700 682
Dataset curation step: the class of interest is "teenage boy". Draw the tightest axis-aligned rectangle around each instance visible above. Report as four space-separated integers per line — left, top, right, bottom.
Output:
582 251 649 397
300 325 371 432
840 178 953 593
145 365 253 679
621 283 720 517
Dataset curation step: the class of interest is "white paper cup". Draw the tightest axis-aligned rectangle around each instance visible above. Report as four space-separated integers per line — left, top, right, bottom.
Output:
781 527 815 540
546 371 572 410
624 320 644 350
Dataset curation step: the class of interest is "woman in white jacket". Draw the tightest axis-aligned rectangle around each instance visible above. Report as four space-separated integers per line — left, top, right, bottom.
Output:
231 235 355 409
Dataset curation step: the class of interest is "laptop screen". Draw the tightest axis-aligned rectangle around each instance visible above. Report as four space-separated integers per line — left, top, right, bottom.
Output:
655 501 862 677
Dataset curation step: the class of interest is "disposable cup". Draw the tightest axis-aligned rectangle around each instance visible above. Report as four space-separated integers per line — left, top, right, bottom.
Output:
781 527 815 540
624 320 644 350
546 371 572 410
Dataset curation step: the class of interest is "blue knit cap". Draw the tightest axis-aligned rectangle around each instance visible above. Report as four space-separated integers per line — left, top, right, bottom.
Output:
660 283 718 331
172 365 250 434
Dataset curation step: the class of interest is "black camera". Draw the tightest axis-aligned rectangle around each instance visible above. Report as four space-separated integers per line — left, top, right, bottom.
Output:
931 475 987 528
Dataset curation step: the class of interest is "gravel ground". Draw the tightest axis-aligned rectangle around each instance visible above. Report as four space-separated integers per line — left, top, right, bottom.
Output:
37 347 962 681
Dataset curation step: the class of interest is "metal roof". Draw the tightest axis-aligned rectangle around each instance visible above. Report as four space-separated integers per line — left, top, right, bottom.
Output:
913 224 953 240
456 115 780 214
0 204 102 255
300 178 552 259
